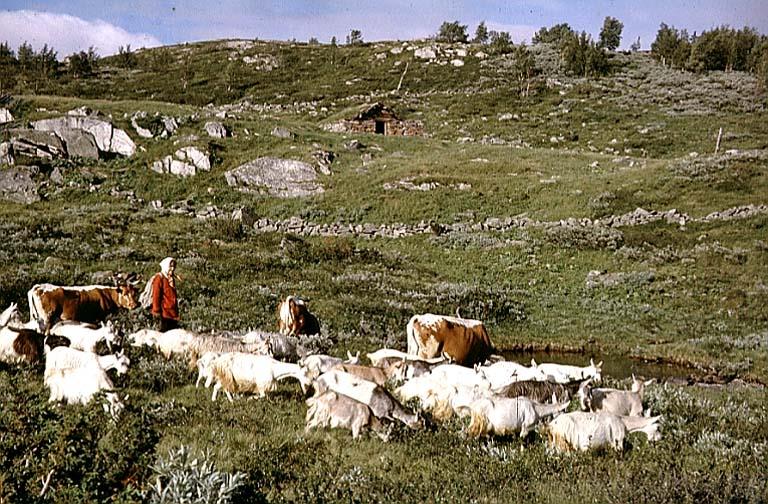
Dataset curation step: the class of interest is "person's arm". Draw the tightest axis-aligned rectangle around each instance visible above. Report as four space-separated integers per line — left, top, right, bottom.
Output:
151 274 163 316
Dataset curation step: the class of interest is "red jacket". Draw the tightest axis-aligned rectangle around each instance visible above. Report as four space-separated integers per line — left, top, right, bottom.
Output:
151 273 179 320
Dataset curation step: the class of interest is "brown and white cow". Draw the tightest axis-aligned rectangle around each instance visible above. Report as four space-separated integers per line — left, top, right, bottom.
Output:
28 273 141 334
277 295 320 336
406 313 494 367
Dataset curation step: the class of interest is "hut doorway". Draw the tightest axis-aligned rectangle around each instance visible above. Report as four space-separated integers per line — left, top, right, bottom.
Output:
375 120 386 134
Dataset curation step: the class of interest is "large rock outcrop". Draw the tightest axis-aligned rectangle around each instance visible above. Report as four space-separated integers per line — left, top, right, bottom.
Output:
31 116 136 157
7 129 66 159
224 157 324 197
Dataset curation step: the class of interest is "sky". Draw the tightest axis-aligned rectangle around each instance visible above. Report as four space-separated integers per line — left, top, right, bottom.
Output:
1 1 766 58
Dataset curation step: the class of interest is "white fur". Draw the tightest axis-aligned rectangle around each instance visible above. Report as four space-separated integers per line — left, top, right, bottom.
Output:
44 346 129 418
533 358 603 383
50 320 118 352
547 411 662 452
477 361 552 389
210 353 310 402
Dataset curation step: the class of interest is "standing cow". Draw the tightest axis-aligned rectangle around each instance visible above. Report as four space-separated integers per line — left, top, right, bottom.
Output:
28 273 141 333
406 313 494 367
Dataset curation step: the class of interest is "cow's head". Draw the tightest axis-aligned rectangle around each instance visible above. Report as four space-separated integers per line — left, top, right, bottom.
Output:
113 272 141 310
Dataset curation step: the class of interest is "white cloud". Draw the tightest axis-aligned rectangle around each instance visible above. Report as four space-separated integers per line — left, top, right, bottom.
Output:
0 10 163 58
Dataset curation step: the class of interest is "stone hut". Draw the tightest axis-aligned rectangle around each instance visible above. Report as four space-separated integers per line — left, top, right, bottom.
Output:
324 102 424 136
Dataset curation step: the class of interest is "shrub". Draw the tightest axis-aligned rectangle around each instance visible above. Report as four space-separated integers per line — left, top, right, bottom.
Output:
144 445 246 504
436 21 468 44
0 367 161 503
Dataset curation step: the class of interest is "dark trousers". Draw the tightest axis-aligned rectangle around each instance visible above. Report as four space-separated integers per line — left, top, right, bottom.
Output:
159 317 179 332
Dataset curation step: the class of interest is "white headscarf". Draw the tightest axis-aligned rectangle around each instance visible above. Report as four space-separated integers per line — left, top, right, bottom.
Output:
160 257 176 287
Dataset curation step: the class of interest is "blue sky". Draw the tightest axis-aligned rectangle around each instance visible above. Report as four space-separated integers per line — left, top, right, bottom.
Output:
2 1 766 58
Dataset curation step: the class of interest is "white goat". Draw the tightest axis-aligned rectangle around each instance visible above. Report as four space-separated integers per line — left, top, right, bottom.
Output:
0 303 21 327
314 370 420 429
1 302 43 330
127 328 160 347
366 348 446 367
305 391 385 439
533 358 603 384
195 351 221 388
579 375 653 417
454 396 570 438
427 364 491 389
477 361 552 389
300 351 360 380
44 346 130 418
210 353 310 402
154 329 198 359
546 411 662 452
50 320 118 352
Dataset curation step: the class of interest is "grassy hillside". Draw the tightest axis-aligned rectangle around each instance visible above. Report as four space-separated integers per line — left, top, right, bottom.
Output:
1 39 766 502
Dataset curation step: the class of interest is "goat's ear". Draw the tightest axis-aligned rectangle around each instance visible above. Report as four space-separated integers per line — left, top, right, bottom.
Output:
644 379 654 386
531 358 537 367
596 360 603 368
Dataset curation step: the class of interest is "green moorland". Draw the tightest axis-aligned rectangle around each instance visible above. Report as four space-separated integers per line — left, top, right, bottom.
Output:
0 39 766 502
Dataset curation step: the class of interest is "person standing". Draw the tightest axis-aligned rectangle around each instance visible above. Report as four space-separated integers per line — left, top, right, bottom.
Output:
152 257 180 332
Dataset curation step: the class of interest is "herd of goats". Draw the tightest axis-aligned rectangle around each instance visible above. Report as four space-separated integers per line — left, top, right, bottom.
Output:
0 282 663 453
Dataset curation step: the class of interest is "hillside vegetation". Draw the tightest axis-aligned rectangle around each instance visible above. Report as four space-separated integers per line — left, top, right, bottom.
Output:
1 38 766 503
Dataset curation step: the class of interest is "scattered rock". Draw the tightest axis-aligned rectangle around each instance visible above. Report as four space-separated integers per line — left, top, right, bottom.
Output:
450 59 464 67
0 142 14 165
224 157 324 198
0 165 41 204
204 121 229 138
271 126 294 139
312 150 335 175
151 146 211 177
131 112 180 138
0 108 14 124
414 47 436 59
50 166 64 185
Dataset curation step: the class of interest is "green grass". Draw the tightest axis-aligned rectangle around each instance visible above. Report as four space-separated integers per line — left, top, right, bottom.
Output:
1 38 767 502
